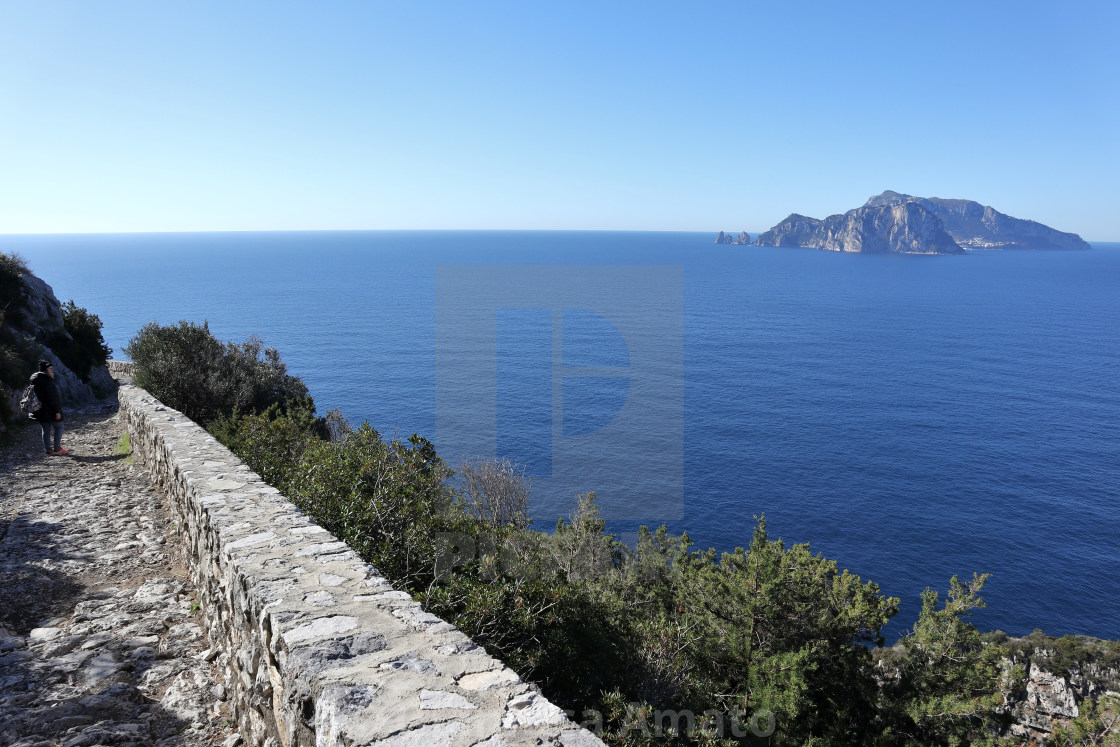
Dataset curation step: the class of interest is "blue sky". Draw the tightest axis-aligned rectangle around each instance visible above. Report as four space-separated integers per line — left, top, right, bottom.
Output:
1 1 1117 238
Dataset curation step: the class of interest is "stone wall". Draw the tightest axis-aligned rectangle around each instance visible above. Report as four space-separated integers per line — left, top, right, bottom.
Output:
116 381 604 747
106 360 136 378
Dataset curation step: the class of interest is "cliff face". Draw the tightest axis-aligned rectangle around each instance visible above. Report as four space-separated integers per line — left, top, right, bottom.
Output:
755 204 964 254
754 192 1091 254
819 202 965 254
865 191 1092 251
754 214 825 248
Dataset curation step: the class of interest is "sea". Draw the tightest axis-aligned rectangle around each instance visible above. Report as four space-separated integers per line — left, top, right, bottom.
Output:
4 230 1118 642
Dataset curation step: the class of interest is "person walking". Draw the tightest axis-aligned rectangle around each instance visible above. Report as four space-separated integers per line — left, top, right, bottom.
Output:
30 360 68 455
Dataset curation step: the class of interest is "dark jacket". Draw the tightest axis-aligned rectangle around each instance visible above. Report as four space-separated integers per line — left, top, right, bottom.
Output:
30 372 63 422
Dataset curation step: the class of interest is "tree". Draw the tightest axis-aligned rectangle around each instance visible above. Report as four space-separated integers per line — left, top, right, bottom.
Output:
50 300 112 382
593 518 899 746
877 574 1011 746
457 457 532 529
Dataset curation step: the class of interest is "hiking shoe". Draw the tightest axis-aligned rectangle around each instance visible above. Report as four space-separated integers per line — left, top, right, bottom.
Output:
52 448 70 455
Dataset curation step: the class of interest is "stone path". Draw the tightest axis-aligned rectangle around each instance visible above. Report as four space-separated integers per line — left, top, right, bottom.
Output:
1 404 236 747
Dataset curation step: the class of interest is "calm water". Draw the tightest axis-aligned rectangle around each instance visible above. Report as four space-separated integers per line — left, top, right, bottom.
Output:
6 231 1119 641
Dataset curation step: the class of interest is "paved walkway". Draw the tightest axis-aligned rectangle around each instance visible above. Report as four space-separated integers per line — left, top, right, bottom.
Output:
1 402 234 747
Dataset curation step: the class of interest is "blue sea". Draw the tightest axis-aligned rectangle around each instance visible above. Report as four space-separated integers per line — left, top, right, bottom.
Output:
5 231 1119 641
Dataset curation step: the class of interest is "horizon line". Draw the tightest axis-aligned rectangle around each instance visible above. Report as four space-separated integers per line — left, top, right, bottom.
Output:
0 227 759 237
1 228 1116 243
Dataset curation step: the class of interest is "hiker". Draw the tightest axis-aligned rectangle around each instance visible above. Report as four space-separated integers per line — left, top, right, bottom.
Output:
30 360 68 455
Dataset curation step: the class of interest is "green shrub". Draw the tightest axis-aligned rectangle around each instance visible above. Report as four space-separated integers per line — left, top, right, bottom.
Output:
125 320 311 425
209 400 324 487
0 309 44 426
0 253 29 325
46 300 112 382
285 425 458 587
585 520 899 746
0 312 39 388
0 254 38 405
1049 693 1120 746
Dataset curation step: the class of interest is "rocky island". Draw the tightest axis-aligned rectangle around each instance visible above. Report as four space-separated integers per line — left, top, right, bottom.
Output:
715 230 751 245
749 191 1091 254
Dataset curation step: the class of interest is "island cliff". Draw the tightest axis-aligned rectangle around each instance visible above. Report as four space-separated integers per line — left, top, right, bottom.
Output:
753 191 1091 254
756 202 964 255
864 191 1092 251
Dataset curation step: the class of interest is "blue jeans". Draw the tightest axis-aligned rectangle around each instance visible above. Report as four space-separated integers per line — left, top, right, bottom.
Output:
41 420 63 452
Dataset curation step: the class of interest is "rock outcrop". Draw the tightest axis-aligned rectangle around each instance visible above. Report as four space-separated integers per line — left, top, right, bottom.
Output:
1004 646 1120 742
715 231 751 245
754 192 1091 254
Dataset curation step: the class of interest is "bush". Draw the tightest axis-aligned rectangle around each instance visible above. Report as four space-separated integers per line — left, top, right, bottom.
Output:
457 456 532 529
1 308 45 426
585 519 898 746
125 320 311 425
208 401 324 487
0 311 40 390
286 425 458 587
47 300 112 382
0 253 29 325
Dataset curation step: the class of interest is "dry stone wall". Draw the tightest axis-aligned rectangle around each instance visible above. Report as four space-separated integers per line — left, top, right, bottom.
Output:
117 379 604 747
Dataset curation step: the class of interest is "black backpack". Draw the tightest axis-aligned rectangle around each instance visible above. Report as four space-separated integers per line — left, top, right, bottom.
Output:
20 382 41 415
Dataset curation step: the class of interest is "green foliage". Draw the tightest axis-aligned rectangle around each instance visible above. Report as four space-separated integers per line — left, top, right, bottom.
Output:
285 425 457 587
876 574 1011 746
1 255 39 425
0 252 29 324
0 253 39 397
47 300 112 382
116 432 133 464
125 320 311 425
548 491 615 582
591 518 899 746
423 557 624 707
1049 693 1120 747
208 401 323 487
0 309 44 424
0 312 38 388
126 320 224 421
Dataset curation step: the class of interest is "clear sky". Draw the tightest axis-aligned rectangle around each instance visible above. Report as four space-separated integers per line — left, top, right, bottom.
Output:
1 1 1117 238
